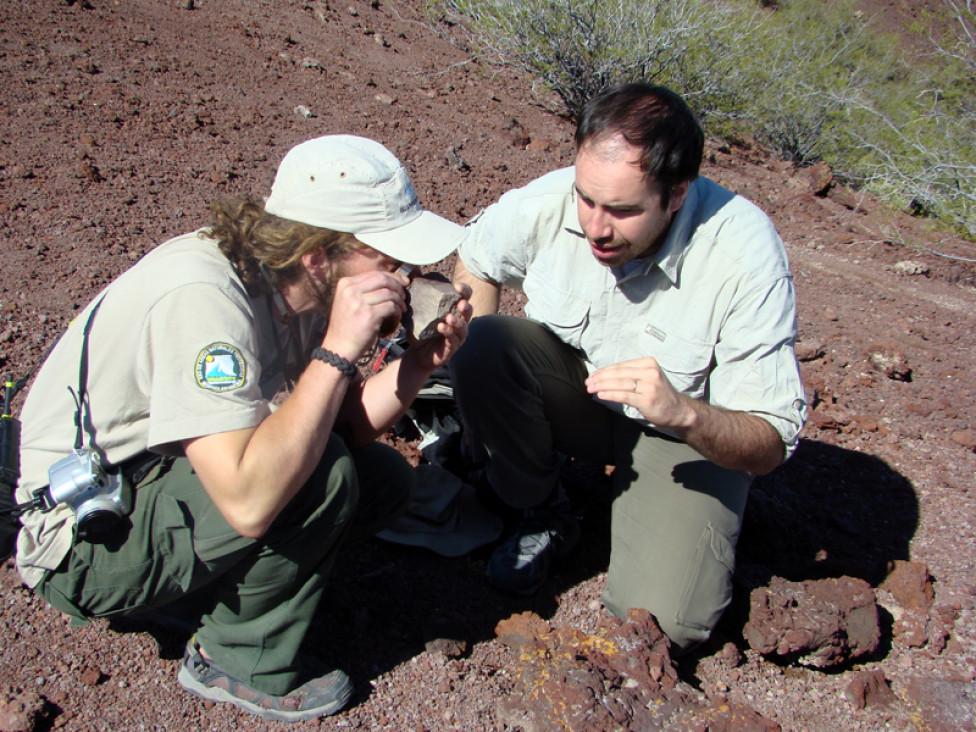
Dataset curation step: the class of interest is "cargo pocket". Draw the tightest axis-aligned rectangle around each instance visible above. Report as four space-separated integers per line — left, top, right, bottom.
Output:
646 330 714 400
63 491 195 616
150 492 197 596
675 523 735 633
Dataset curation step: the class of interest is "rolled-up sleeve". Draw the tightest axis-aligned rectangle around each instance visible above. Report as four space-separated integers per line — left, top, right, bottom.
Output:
458 168 577 289
709 274 807 460
457 203 528 289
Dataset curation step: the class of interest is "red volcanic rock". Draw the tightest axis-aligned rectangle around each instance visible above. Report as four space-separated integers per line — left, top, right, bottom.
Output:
881 560 935 612
846 669 896 709
744 576 880 667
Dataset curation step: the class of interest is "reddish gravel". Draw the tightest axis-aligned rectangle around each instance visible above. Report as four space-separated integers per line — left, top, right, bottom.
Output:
1 1 975 730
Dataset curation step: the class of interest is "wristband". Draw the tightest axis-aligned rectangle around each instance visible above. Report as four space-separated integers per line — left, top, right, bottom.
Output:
310 347 357 380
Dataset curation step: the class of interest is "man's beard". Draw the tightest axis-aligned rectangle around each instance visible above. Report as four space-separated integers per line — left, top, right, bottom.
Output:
302 264 338 316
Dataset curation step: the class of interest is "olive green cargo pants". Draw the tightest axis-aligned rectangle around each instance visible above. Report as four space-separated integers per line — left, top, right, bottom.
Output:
35 434 412 695
450 315 752 652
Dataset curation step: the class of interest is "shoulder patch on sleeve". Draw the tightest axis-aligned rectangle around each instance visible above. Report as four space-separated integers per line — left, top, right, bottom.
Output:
195 342 246 392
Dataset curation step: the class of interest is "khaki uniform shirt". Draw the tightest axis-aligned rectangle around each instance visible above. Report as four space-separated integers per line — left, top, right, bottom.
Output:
458 168 806 455
16 231 323 587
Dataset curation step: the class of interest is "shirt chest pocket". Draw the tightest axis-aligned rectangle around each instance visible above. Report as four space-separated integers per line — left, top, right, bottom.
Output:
524 279 590 352
642 327 715 400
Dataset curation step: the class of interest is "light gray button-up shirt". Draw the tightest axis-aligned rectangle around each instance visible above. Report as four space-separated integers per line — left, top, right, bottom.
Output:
458 167 806 458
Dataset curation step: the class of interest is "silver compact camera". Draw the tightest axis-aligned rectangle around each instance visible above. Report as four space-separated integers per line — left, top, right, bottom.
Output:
43 449 131 543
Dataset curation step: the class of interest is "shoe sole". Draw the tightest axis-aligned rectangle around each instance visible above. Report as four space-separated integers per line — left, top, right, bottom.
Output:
177 664 352 722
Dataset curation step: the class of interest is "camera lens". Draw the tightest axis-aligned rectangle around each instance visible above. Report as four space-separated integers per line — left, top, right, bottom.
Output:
76 509 124 544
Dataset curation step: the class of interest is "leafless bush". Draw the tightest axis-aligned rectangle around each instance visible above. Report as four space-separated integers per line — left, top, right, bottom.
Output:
832 0 976 236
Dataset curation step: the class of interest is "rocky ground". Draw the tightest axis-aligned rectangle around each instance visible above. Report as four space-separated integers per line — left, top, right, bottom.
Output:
1 0 975 730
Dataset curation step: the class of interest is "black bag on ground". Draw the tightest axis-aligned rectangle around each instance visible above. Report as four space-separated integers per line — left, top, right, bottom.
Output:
0 413 21 561
0 497 18 561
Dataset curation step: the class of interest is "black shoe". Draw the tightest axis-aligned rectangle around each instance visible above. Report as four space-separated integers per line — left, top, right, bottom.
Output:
487 484 580 596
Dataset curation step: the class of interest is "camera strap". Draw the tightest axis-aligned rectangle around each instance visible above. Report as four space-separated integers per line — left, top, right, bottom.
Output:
0 381 21 558
0 295 106 553
70 295 106 452
0 293 119 553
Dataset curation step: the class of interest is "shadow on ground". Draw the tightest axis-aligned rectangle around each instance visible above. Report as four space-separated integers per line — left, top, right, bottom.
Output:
738 438 919 587
108 437 918 707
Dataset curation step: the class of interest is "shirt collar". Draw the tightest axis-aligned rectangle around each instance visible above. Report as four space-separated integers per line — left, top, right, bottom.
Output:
650 178 700 286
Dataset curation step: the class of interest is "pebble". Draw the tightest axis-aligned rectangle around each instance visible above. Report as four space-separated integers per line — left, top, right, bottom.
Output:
893 260 930 276
950 429 976 449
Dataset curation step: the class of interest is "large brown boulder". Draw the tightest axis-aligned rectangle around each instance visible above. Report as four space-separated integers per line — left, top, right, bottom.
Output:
743 576 880 668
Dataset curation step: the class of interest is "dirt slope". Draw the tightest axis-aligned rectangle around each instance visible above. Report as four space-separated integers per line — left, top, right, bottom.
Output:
1 1 975 730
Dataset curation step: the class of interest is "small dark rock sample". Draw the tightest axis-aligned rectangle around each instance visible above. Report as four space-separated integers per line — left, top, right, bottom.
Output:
846 669 896 709
403 274 460 341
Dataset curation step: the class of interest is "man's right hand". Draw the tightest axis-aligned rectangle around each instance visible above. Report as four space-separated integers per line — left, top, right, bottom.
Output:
586 357 785 475
323 270 409 361
452 258 500 318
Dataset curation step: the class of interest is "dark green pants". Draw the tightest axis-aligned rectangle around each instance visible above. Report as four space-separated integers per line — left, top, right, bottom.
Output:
36 434 413 695
450 315 752 652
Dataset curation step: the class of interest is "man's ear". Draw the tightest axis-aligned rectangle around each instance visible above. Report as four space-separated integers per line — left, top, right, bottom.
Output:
668 180 691 214
300 248 330 277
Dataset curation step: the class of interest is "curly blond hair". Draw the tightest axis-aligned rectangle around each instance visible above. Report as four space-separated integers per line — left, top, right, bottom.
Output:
207 197 363 296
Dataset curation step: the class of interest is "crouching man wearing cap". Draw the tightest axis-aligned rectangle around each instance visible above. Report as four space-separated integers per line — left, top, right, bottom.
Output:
13 135 472 722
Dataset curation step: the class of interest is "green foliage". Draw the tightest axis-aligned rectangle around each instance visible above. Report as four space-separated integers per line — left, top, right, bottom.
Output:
433 0 976 238
735 2 897 166
432 0 765 120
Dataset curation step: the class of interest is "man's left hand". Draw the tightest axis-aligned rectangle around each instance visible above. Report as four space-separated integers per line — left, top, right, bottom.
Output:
585 356 695 431
585 356 785 475
405 283 473 373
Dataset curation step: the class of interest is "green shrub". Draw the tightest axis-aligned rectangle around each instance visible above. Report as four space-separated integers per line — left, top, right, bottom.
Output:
433 0 976 238
432 0 766 121
734 2 898 167
846 0 976 236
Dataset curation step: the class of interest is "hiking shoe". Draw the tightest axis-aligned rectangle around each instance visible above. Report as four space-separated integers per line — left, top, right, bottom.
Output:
487 484 580 596
177 639 353 722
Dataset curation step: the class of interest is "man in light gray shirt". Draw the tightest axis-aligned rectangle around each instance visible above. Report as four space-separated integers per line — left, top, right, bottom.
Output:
451 83 806 652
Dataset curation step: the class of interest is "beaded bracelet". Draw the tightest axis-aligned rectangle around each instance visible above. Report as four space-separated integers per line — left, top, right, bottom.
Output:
310 347 357 380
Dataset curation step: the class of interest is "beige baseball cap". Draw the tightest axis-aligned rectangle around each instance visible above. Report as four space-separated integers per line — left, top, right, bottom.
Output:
265 135 462 265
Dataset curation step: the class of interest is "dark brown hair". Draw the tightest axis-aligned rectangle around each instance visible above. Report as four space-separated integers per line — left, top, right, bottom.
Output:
575 83 704 198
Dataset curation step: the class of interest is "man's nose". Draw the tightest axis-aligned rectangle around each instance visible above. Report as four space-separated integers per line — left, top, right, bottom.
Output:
585 208 612 242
